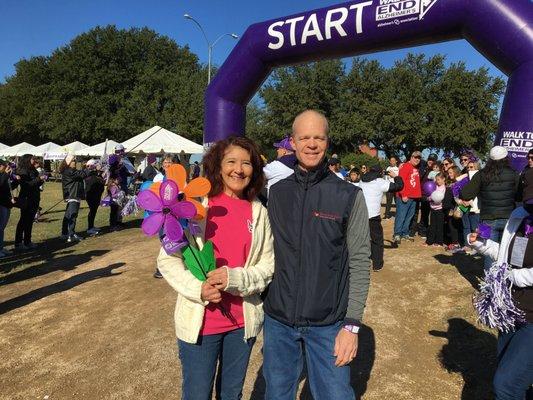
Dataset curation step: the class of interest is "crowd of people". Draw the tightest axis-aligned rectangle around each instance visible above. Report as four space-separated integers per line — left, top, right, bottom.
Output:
0 144 198 255
1 109 531 399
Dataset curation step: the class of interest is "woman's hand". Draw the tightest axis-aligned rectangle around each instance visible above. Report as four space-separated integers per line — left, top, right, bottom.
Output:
201 282 222 303
468 232 478 244
207 267 229 290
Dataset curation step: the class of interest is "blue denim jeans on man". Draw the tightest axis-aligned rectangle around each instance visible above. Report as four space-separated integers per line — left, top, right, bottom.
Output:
394 198 416 237
461 212 480 245
263 314 355 400
178 328 255 400
481 218 508 270
493 323 533 400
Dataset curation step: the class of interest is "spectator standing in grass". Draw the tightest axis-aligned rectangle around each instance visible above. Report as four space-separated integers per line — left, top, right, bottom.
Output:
384 155 399 219
85 159 105 236
60 155 93 243
0 158 15 257
393 151 422 246
14 154 44 250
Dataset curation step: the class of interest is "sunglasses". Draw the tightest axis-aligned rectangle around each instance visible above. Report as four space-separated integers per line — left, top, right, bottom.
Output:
412 156 421 159
528 156 533 160
443 162 450 166
468 166 476 169
461 158 469 162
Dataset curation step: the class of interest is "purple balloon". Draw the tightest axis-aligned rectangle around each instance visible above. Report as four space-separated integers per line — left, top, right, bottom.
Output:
478 223 492 240
423 180 437 197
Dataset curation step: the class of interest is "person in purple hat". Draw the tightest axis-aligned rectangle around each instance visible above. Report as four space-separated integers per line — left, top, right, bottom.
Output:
263 135 297 194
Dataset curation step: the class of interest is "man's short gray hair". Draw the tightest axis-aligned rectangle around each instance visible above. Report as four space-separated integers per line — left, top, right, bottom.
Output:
291 110 330 137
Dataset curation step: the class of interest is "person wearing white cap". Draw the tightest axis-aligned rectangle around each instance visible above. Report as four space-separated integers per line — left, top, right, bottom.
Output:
461 145 520 270
60 155 93 242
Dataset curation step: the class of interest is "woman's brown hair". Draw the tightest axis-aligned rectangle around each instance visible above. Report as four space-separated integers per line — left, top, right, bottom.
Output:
202 136 265 201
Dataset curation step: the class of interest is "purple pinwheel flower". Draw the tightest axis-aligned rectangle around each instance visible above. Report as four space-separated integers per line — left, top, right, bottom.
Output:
137 180 196 241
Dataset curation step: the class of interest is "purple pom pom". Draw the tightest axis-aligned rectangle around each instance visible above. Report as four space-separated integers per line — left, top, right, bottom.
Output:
474 263 526 333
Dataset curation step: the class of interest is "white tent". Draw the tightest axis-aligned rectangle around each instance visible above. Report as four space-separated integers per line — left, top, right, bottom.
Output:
34 142 63 158
64 141 89 153
121 126 203 154
0 143 8 151
1 142 38 157
76 140 120 157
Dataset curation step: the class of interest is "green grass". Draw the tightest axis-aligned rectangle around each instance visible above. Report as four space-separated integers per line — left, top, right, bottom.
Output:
1 182 141 278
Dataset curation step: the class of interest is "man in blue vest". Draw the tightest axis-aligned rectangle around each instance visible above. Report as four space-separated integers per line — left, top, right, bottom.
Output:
264 110 371 400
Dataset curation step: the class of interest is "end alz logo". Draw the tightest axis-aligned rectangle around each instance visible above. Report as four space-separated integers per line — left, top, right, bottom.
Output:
420 0 438 19
376 0 439 21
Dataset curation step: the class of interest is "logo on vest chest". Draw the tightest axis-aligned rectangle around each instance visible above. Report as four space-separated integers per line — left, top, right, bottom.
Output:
312 211 341 221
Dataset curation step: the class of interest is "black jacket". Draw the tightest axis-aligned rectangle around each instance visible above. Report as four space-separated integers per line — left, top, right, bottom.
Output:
461 166 519 220
264 161 371 327
62 168 91 200
16 167 41 207
85 173 105 203
141 165 158 182
0 172 13 208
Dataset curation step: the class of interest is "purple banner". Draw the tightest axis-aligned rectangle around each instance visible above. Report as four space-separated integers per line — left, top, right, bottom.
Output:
204 0 533 170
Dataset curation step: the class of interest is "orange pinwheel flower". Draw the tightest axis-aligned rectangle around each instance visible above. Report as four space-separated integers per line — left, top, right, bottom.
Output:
150 164 210 220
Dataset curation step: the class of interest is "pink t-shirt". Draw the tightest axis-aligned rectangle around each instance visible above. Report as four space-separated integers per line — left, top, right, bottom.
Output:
200 193 252 335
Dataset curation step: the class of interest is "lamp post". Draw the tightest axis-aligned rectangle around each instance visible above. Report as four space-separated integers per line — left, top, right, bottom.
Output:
184 14 238 84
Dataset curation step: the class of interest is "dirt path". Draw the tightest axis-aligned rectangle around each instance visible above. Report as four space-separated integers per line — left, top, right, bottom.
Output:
0 219 496 399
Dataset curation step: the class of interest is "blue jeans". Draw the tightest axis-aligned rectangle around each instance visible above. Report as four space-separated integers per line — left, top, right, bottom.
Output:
0 205 10 250
493 323 533 400
461 212 480 245
178 328 255 400
263 315 355 400
482 219 508 270
394 198 416 237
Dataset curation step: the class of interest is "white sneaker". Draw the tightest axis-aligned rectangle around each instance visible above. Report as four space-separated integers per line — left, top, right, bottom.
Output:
87 228 99 236
68 234 83 243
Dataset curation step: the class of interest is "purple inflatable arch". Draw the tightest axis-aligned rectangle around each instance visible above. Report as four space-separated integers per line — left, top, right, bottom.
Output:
205 0 533 170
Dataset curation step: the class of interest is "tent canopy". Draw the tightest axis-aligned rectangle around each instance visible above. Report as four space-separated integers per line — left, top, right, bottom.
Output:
63 141 89 153
34 142 63 157
121 126 203 154
0 143 8 151
1 142 38 157
44 141 89 160
76 140 120 156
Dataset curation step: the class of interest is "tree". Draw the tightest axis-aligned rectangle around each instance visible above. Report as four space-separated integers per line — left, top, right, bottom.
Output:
258 59 345 146
253 53 506 160
0 26 207 145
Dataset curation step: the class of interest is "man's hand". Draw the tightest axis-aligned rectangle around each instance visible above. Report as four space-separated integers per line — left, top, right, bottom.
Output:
468 232 478 244
402 196 408 203
388 170 398 178
206 267 228 290
334 328 358 367
201 282 222 303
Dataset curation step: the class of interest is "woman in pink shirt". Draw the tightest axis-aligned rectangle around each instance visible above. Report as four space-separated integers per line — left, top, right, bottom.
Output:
157 137 274 400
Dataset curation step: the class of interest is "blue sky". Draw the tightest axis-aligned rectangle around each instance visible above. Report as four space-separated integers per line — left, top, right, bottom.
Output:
1 0 507 84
